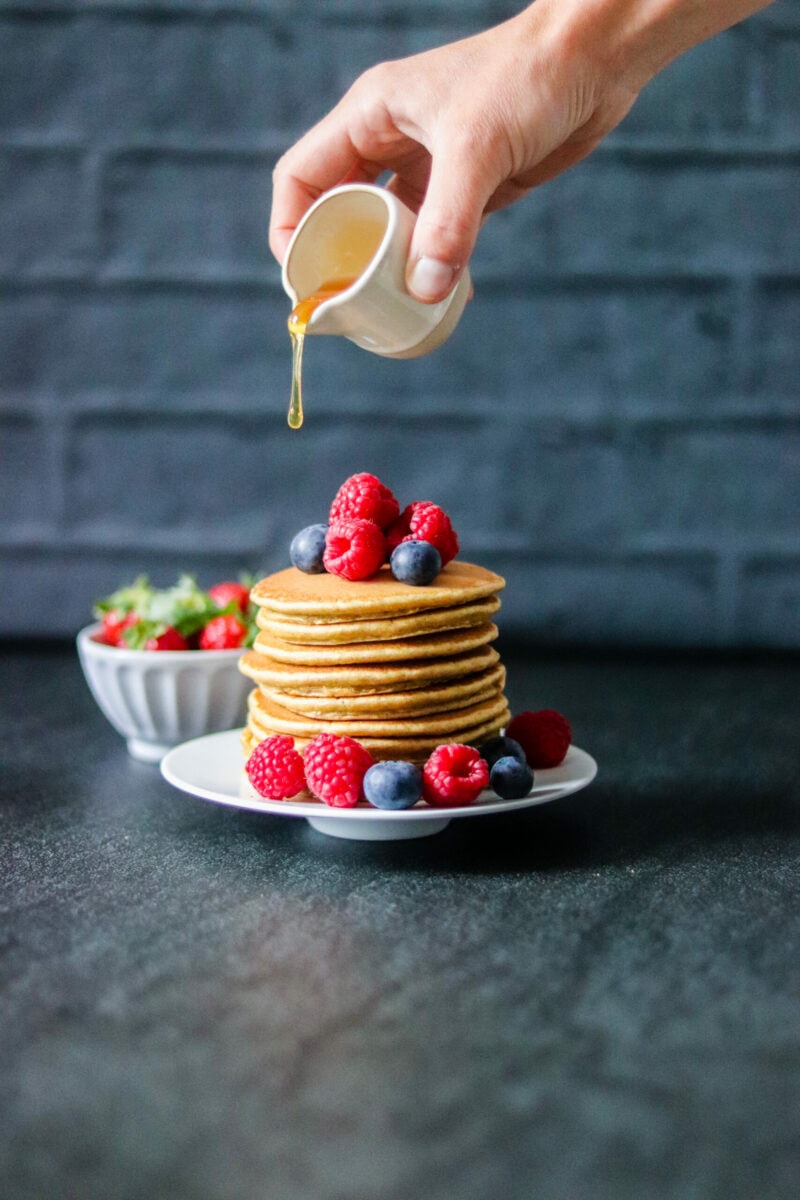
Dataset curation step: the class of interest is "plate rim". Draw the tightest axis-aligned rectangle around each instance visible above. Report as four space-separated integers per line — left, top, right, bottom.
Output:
160 728 597 823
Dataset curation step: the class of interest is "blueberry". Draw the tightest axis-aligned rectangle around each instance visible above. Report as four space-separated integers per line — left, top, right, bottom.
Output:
390 540 442 586
363 760 423 810
479 735 527 771
490 755 534 800
290 523 328 573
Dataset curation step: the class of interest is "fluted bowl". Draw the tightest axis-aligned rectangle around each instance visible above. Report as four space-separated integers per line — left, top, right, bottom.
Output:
77 624 251 763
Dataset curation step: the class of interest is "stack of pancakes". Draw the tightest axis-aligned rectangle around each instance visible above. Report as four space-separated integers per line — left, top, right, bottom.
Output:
239 561 509 764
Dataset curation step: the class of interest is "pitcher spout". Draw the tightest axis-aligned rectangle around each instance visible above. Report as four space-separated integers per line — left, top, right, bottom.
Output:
287 281 358 339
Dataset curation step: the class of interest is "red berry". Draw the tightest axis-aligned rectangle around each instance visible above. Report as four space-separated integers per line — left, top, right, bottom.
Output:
329 472 400 531
246 735 306 800
145 626 190 651
422 743 489 808
323 518 386 581
199 613 247 650
303 733 375 808
386 501 459 566
505 709 572 768
208 581 250 614
98 608 138 646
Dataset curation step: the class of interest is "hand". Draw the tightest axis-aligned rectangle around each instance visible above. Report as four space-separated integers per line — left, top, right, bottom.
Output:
269 0 773 302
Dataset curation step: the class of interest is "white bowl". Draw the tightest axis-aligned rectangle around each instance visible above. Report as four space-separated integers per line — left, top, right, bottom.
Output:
76 624 252 763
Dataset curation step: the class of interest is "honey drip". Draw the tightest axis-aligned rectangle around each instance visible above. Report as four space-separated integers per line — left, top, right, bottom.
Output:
287 278 356 430
287 331 305 429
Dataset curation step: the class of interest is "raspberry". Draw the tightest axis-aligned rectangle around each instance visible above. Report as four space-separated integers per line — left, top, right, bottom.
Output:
303 733 375 808
198 613 247 650
208 581 251 614
323 518 386 581
145 626 190 651
505 709 572 769
386 501 459 566
329 473 400 531
246 735 306 800
422 743 489 808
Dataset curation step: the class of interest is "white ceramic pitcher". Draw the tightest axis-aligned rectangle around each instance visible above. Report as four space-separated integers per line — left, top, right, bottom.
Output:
281 184 471 359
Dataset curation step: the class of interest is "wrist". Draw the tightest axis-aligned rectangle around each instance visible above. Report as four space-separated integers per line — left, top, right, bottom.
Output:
516 0 771 95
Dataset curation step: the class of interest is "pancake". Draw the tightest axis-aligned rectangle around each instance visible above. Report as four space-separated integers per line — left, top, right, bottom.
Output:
242 706 510 766
250 561 505 619
248 688 509 741
252 622 499 666
257 663 506 719
238 643 501 696
255 595 500 645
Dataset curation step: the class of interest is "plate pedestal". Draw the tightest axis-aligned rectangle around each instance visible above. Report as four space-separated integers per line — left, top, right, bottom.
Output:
307 814 451 840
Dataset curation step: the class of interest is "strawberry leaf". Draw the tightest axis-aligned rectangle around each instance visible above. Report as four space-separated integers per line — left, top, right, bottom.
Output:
94 576 154 618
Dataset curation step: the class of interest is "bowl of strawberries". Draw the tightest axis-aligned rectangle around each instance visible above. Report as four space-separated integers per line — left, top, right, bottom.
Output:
77 575 256 762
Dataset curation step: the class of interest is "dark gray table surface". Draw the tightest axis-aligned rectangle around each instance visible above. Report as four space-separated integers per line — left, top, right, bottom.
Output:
2 641 799 1200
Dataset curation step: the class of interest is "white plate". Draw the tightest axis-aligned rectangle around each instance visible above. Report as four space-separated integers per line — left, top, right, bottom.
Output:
160 729 598 841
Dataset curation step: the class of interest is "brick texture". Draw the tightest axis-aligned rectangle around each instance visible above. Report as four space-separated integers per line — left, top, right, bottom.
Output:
1 1 799 647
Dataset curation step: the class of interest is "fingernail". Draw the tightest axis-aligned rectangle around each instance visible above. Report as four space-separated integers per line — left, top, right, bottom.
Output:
408 256 457 302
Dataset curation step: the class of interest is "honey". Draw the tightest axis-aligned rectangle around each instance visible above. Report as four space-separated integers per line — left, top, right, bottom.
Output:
287 279 355 430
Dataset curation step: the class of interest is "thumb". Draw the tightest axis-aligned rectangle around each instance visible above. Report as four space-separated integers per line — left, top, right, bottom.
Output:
405 148 493 303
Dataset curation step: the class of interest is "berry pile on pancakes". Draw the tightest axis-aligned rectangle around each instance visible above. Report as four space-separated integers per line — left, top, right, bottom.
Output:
239 475 509 765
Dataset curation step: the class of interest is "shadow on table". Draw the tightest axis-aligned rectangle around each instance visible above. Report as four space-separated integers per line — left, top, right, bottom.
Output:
238 774 800 876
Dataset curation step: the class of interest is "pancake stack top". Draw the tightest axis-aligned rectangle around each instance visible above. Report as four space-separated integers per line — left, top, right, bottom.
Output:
240 560 509 764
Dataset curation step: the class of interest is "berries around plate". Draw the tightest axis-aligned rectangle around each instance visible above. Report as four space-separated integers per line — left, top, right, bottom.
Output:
290 523 329 574
422 743 489 808
478 734 527 771
246 735 306 800
490 755 534 800
363 760 424 810
389 540 442 586
505 709 572 769
323 518 386 582
303 732 376 808
329 472 400 531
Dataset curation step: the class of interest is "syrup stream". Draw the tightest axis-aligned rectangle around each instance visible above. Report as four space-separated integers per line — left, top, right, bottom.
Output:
286 278 356 430
287 331 305 430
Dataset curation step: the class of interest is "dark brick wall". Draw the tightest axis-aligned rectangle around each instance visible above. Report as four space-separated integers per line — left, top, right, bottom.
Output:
2 0 799 647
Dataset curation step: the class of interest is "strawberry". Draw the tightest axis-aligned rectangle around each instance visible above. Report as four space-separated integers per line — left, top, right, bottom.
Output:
208 581 251 614
97 608 139 646
198 613 248 651
144 626 190 651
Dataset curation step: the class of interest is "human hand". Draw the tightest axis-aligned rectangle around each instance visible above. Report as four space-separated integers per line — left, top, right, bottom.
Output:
269 0 773 302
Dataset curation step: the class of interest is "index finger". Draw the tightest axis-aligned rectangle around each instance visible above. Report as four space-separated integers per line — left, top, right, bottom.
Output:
269 116 381 264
